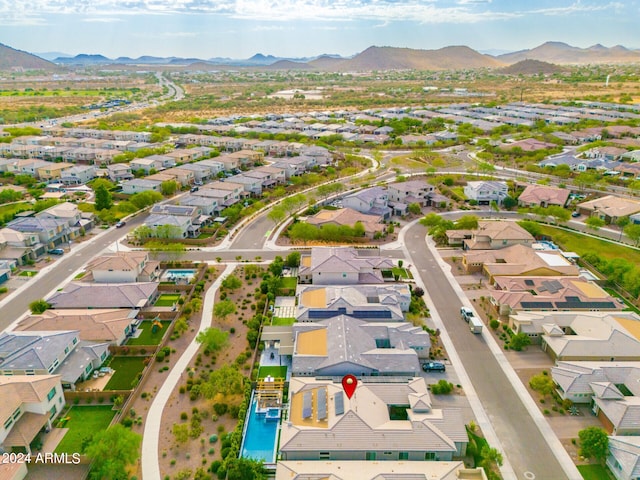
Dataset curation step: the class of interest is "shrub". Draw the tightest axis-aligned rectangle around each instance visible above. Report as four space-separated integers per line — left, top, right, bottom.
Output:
489 319 500 329
180 412 188 420
213 403 228 416
209 434 218 443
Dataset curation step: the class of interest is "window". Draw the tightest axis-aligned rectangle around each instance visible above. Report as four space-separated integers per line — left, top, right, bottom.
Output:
4 417 12 429
425 452 436 461
72 338 78 345
12 408 21 420
25 369 35 375
64 347 69 355
366 452 376 460
399 452 409 460
47 387 57 401
49 405 57 419
85 364 92 374
319 452 330 460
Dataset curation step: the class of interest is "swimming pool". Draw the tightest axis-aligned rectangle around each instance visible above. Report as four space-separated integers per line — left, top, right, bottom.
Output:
162 269 196 282
240 398 279 464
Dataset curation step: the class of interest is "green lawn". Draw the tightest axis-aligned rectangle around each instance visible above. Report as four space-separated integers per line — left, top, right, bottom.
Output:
154 293 181 307
0 202 32 219
258 366 287 379
271 317 296 326
537 225 640 264
18 270 37 277
126 320 171 346
54 405 116 454
577 464 613 480
278 277 298 296
104 356 147 390
391 267 412 279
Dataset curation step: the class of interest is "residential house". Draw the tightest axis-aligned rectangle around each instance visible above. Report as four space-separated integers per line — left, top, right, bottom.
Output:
279 377 467 461
387 180 436 207
518 184 570 208
464 181 508 205
8 159 52 178
275 461 487 480
177 195 218 216
462 244 579 282
305 208 385 238
577 195 640 224
195 159 225 176
492 276 621 316
0 375 65 456
192 188 238 211
36 162 73 181
15 309 138 346
86 251 160 283
342 187 392 219
7 216 72 250
608 436 640 480
0 228 39 264
121 179 162 194
178 163 214 184
161 167 195 186
0 331 109 390
286 315 428 376
130 156 167 174
59 165 96 185
298 247 394 285
295 284 411 322
461 221 534 250
47 282 158 309
228 174 263 195
107 164 133 182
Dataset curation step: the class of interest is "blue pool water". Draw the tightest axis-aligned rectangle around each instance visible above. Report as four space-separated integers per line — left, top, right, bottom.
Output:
164 269 196 281
240 399 278 464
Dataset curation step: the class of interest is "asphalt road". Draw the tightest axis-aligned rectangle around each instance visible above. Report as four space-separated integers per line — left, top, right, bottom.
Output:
404 222 568 480
0 213 148 332
230 210 275 249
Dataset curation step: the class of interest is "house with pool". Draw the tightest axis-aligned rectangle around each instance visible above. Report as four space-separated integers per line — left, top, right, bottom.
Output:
278 377 467 462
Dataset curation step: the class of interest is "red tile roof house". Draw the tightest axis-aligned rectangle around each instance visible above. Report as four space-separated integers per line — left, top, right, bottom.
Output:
517 184 570 208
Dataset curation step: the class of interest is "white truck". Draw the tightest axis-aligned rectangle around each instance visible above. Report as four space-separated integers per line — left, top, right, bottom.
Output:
460 307 473 322
468 315 483 334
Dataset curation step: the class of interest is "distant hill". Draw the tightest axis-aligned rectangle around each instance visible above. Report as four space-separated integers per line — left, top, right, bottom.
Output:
264 60 313 70
328 46 504 71
500 59 566 75
0 43 61 71
499 41 640 64
54 54 112 65
308 55 348 69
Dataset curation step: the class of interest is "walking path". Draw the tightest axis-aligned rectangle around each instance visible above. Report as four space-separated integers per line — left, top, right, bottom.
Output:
141 263 235 480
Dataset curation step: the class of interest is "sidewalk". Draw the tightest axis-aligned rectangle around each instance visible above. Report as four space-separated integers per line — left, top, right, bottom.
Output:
141 263 235 480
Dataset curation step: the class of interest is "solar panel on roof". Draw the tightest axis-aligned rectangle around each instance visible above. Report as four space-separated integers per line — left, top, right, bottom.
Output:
352 310 392 319
520 301 554 309
541 279 563 294
302 392 312 419
555 301 616 309
565 296 580 302
317 390 327 420
334 392 345 415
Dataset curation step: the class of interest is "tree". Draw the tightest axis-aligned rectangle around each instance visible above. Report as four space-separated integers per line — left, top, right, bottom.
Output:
285 251 301 268
155 224 183 239
196 327 229 353
578 426 609 463
585 216 605 231
214 300 236 321
267 206 287 225
29 299 50 314
574 172 598 191
408 203 422 215
132 225 153 243
624 223 640 246
84 424 142 480
94 184 113 211
201 364 245 399
518 220 541 237
502 196 517 210
420 213 442 227
480 445 504 476
455 215 479 230
160 180 179 196
489 200 499 217
130 190 163 209
221 275 242 291
288 222 316 246
353 221 365 237
226 458 267 480
529 372 555 397
509 332 531 351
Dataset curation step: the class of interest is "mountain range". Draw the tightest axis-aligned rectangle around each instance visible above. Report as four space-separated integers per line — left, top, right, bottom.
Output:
1 41 640 72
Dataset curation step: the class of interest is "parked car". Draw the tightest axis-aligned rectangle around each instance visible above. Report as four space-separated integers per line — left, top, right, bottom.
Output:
571 211 580 218
48 248 65 255
190 186 199 192
460 306 473 321
115 221 126 228
422 362 446 372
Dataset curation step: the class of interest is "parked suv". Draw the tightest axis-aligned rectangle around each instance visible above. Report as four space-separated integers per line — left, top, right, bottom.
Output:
422 362 446 372
460 307 473 321
48 248 65 255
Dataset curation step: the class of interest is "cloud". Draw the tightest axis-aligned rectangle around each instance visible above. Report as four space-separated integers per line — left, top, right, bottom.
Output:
0 0 630 25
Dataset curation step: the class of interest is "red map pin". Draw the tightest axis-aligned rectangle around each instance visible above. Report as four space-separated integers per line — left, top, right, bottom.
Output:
341 374 357 399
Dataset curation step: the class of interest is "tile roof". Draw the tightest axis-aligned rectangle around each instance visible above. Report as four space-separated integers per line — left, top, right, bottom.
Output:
47 282 157 309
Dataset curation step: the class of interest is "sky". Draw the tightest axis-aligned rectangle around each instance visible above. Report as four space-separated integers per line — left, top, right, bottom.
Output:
0 0 638 60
